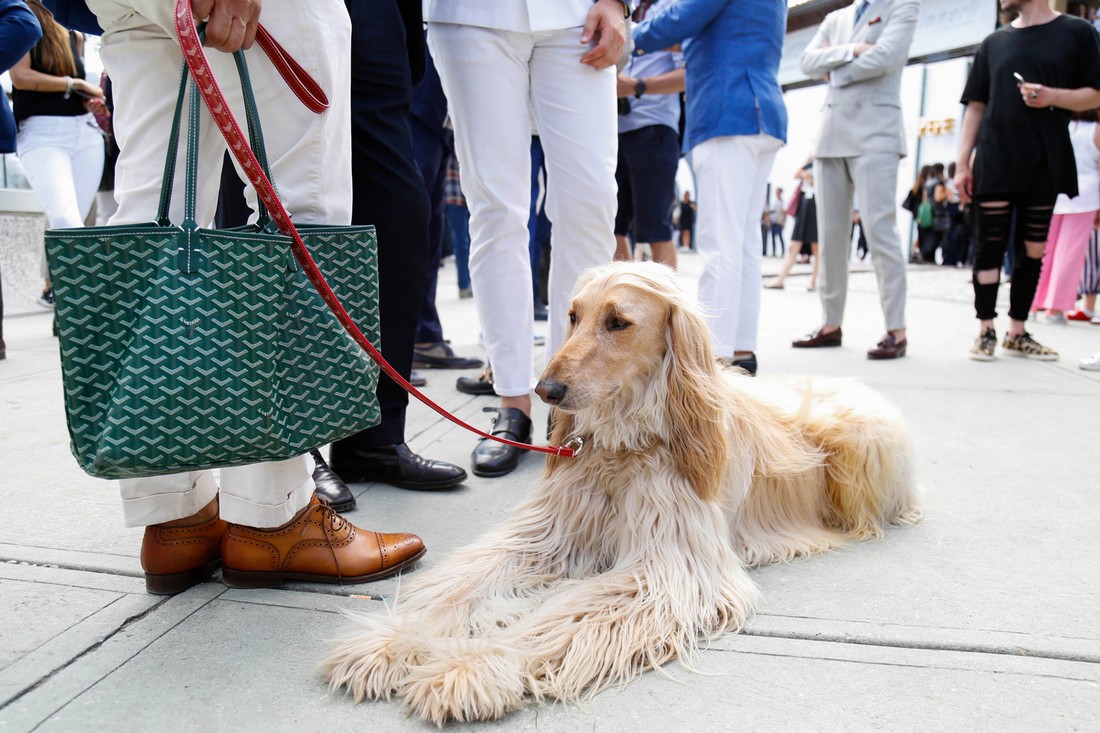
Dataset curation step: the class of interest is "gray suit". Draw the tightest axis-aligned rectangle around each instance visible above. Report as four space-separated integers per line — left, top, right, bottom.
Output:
800 0 919 332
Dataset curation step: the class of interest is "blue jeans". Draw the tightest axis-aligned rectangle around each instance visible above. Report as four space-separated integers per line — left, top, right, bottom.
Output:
445 203 471 290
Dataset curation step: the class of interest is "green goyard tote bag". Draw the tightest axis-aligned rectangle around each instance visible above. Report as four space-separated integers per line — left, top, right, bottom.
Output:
45 51 381 480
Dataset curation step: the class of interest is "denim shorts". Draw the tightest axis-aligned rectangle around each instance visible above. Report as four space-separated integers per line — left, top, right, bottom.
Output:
614 124 680 243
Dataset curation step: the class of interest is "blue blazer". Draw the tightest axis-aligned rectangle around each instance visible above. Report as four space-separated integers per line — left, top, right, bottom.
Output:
633 0 787 152
0 0 42 153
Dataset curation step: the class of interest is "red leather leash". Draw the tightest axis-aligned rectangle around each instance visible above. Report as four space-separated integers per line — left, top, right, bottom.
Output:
172 0 579 459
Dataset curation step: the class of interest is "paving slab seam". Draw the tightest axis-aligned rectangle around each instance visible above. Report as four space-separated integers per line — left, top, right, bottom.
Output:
3 587 225 731
0 367 61 386
742 627 1100 665
1 595 168 711
716 644 1100 684
2 557 141 581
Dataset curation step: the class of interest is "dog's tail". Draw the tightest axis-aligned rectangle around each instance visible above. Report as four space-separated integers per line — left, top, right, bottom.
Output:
808 380 923 540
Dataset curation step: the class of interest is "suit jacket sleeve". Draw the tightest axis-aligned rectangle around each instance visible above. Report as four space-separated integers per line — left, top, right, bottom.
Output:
0 0 42 71
633 0 728 52
799 13 852 78
42 0 102 34
829 0 920 88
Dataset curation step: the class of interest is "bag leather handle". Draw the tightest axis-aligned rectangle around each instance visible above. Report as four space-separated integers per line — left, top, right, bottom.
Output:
171 0 578 459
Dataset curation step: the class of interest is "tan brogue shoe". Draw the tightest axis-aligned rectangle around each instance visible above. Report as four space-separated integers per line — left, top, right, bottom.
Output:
141 515 229 595
219 496 425 588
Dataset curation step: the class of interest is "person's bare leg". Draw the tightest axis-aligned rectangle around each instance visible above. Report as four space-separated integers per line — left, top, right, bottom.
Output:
766 239 801 287
614 235 632 262
1084 293 1097 313
649 239 677 268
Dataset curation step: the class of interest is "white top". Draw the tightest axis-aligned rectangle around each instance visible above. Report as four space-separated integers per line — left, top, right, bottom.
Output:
424 0 594 33
1055 120 1100 214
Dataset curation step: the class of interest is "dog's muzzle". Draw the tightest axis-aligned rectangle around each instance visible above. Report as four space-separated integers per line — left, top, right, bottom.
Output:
535 379 567 405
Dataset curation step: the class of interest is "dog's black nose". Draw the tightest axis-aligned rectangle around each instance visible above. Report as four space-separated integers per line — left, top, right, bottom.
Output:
535 380 567 405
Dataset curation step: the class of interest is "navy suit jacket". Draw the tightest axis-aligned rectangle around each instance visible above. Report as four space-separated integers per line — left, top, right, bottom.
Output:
1 0 42 153
43 0 98 33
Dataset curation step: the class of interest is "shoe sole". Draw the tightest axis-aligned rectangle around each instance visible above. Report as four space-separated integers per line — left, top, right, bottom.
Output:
325 498 357 512
792 341 842 348
413 357 484 369
969 353 995 361
472 463 522 478
220 547 427 589
145 557 222 595
867 350 905 360
456 384 495 396
335 468 466 491
1002 350 1058 361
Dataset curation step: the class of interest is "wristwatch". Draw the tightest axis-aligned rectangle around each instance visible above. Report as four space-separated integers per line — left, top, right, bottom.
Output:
634 78 647 98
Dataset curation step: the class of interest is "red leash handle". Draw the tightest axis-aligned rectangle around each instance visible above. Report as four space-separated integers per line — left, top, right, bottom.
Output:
254 24 328 113
172 0 578 459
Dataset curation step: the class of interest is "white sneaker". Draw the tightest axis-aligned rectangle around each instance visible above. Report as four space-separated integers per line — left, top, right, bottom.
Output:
1081 352 1100 371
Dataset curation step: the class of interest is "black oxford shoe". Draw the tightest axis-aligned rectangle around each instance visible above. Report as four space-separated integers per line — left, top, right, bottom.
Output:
310 449 356 512
330 443 467 491
471 407 532 478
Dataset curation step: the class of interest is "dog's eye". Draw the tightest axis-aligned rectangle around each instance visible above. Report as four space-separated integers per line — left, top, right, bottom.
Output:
568 311 577 326
607 316 631 331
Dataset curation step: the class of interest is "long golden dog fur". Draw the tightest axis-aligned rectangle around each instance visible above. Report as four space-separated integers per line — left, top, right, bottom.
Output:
323 261 922 725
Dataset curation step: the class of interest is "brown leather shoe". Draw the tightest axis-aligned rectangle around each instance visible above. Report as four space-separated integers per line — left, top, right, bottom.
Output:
219 496 425 588
792 326 842 348
867 332 907 359
141 515 228 595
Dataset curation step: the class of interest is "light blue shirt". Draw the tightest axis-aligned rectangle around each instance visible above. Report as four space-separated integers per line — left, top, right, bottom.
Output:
618 47 685 135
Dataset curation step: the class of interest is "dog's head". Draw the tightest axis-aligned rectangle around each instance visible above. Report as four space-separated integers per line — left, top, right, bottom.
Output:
537 261 730 500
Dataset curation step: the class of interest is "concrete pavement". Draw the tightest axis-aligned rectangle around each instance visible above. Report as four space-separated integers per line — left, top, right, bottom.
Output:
2 252 1099 732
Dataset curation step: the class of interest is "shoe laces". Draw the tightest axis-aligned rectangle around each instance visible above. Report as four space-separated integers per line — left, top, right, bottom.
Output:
312 498 348 534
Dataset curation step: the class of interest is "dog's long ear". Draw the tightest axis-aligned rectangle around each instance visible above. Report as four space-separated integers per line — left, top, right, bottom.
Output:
544 408 576 476
664 300 729 502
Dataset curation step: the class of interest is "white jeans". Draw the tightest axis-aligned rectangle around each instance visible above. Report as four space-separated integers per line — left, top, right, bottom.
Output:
88 0 352 528
428 23 617 396
17 113 104 235
691 134 782 355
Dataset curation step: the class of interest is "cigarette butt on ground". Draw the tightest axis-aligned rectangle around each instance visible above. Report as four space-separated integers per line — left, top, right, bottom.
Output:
349 594 382 601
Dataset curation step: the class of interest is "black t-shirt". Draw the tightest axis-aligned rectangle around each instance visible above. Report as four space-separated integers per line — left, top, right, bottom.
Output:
12 31 87 123
960 15 1100 198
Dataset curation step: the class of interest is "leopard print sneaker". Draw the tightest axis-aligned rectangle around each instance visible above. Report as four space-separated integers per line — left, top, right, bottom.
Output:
969 328 996 361
1002 331 1058 361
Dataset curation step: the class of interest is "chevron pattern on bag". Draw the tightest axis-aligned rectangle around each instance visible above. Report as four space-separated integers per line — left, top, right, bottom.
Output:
46 222 381 479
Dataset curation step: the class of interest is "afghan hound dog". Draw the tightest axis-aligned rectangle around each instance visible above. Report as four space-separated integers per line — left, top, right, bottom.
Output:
324 261 921 725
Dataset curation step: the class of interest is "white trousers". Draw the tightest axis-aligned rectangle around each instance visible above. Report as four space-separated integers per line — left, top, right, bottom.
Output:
692 134 781 355
428 23 617 395
18 114 104 230
88 0 352 528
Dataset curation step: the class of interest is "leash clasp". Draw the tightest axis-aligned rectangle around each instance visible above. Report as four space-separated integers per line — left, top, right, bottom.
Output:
562 435 585 457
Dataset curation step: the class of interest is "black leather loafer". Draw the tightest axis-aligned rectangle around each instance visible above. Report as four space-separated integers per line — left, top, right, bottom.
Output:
330 443 467 491
471 407 532 478
456 366 495 396
310 449 356 512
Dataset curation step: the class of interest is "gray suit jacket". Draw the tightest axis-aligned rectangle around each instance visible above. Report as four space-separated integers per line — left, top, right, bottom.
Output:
800 0 920 159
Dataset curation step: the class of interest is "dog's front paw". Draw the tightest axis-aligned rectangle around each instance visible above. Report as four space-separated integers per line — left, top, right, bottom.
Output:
400 638 526 726
323 613 422 702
